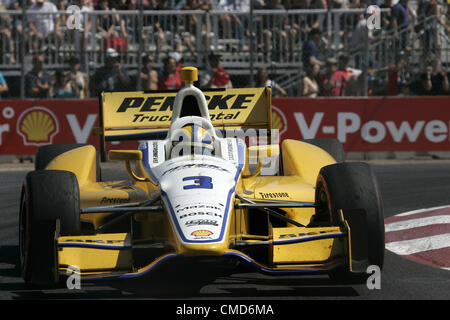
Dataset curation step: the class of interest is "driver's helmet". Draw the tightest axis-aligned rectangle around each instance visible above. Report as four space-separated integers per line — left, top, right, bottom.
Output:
171 124 214 157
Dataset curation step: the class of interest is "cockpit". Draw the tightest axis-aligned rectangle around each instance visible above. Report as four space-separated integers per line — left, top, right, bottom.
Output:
170 123 215 158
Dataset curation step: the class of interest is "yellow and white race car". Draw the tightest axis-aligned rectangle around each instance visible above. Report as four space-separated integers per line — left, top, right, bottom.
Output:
19 67 384 290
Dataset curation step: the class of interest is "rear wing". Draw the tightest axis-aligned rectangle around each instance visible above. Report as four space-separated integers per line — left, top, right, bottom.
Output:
97 87 272 159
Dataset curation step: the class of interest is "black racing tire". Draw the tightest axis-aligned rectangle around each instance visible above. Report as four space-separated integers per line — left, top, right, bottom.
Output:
302 138 345 163
314 162 384 282
19 170 81 287
35 143 101 181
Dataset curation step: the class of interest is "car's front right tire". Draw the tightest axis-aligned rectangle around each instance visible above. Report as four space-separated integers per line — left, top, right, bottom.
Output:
314 162 385 282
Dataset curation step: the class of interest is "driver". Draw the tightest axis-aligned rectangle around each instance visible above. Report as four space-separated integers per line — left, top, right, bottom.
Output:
171 124 214 158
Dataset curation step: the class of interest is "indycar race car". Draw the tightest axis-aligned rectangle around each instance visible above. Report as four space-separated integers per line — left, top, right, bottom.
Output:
19 67 385 290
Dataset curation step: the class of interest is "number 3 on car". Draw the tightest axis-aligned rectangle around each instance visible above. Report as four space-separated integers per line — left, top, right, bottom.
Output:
182 176 213 190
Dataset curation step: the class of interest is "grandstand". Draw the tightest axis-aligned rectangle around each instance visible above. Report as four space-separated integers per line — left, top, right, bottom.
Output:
0 0 448 98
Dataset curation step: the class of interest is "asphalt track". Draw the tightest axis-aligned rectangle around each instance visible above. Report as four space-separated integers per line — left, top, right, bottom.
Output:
0 161 449 300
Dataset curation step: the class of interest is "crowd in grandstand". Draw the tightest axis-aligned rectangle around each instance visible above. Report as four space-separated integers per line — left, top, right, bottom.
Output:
0 0 447 97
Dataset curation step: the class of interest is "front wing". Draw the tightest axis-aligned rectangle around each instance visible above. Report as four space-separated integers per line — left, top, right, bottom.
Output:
56 200 352 282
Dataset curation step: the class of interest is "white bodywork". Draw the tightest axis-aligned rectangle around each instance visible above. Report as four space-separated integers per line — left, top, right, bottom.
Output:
138 83 245 243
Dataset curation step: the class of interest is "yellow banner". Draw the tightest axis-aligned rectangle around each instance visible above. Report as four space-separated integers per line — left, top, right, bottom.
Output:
100 88 272 138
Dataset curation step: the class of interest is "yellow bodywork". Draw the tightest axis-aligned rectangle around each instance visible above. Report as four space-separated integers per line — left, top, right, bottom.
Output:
45 70 349 278
48 138 349 278
58 233 132 272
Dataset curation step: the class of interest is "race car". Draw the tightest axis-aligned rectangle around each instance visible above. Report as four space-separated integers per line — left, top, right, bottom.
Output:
19 67 385 290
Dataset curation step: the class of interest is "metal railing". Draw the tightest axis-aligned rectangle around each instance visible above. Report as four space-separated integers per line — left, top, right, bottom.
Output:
0 7 445 98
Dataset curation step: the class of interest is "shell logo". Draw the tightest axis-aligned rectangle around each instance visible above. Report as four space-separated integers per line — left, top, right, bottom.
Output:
271 105 287 136
17 106 59 146
191 230 213 237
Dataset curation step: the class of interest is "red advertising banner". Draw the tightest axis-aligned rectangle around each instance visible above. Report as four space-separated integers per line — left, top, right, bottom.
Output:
272 96 450 152
0 99 136 155
0 96 449 155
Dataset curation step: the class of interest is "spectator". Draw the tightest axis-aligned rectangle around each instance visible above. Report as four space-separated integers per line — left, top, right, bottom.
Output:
417 0 441 57
110 0 128 10
302 63 320 97
78 0 94 33
302 28 324 71
181 0 211 56
320 55 354 96
213 0 251 49
140 54 159 91
391 0 412 51
386 50 412 95
158 55 182 90
151 0 183 62
67 56 90 98
255 66 287 97
52 70 80 98
54 0 67 26
331 54 355 96
202 53 233 89
284 0 312 54
1 1 15 8
320 57 338 96
27 0 62 53
96 0 127 53
168 51 183 71
0 13 15 64
121 0 141 42
410 66 434 95
93 48 131 96
8 2 23 59
351 4 377 53
25 55 52 98
261 0 290 61
408 58 448 96
309 0 327 29
427 59 449 95
396 81 410 96
0 71 8 98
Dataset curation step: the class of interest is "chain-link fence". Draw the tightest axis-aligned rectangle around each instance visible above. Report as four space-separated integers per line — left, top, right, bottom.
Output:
0 6 447 98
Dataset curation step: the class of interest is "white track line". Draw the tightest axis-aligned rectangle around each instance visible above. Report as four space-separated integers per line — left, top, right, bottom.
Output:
394 205 450 217
385 233 450 255
385 215 450 232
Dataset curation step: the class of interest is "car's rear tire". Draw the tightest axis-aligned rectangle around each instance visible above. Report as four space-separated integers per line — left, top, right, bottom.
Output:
302 138 345 163
35 143 101 181
314 162 384 282
19 170 81 287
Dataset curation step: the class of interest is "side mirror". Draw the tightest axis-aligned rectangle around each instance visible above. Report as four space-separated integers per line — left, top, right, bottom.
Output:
108 150 152 183
108 150 142 161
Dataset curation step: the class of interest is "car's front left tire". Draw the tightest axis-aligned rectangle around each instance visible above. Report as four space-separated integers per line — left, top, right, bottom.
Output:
19 170 81 287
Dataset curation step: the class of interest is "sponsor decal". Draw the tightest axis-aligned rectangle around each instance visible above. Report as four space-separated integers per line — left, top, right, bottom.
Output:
183 176 213 190
61 239 126 244
185 219 219 227
152 141 159 163
132 112 241 123
258 192 290 199
227 139 235 161
293 111 450 143
176 204 223 214
161 163 230 177
116 94 255 113
191 230 213 237
179 211 223 219
100 197 130 204
277 230 330 239
16 106 59 146
271 105 287 136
